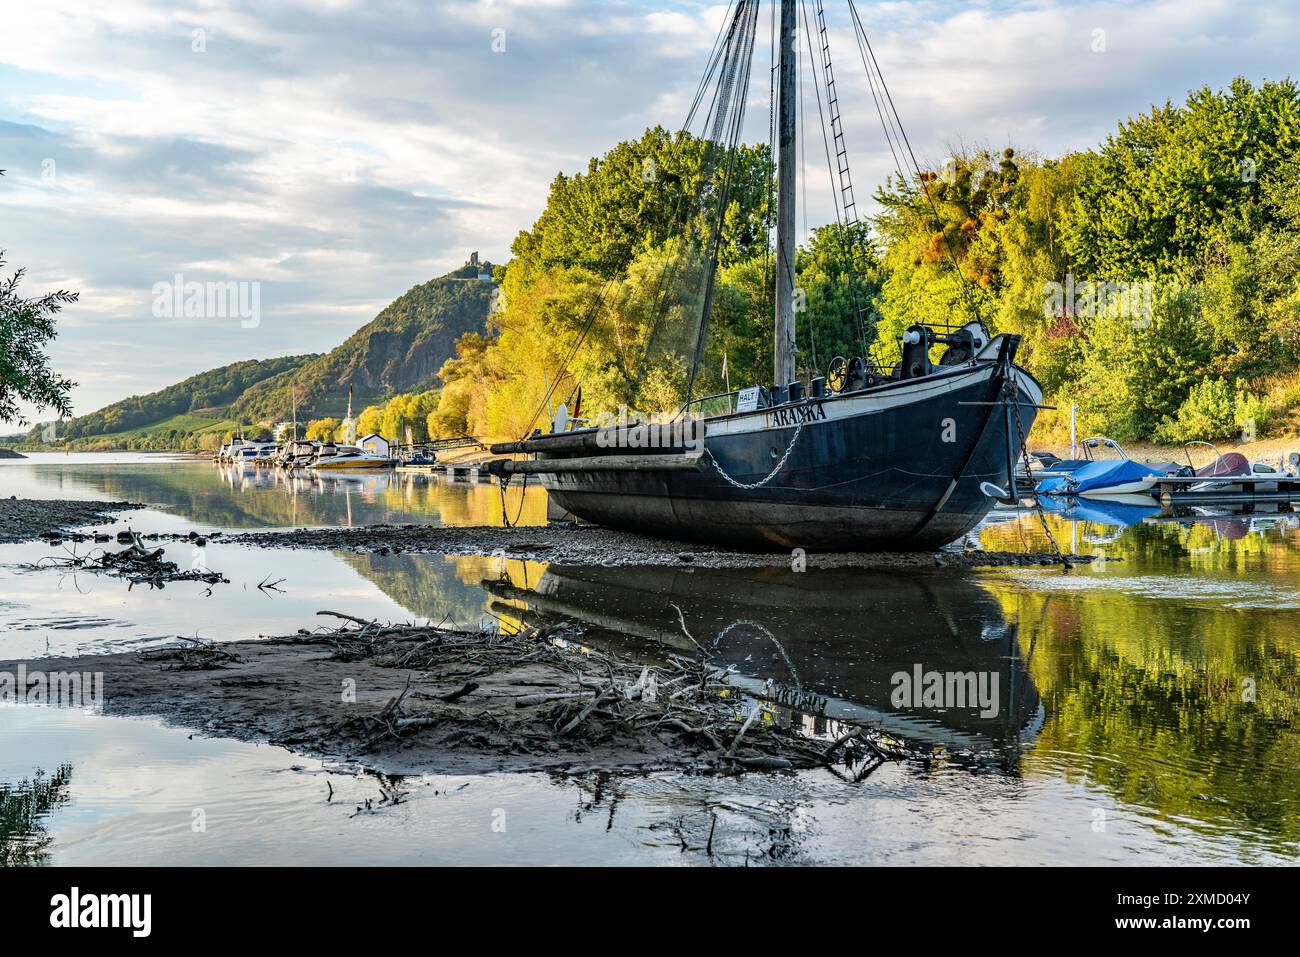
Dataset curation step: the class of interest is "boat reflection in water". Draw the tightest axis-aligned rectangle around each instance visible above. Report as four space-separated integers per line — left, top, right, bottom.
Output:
1038 494 1300 550
486 565 1041 755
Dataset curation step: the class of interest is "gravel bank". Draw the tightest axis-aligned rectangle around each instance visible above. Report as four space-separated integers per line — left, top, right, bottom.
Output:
0 498 146 544
227 522 1090 569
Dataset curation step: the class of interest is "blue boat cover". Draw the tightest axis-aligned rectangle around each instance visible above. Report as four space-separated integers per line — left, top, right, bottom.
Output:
1036 458 1155 495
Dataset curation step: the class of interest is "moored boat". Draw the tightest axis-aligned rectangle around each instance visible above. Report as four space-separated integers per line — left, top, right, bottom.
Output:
308 445 393 470
484 0 1044 552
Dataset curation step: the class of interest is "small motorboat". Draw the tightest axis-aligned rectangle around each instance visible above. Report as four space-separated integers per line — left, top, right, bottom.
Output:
276 440 320 470
308 445 393 470
232 441 278 466
1187 449 1251 491
1035 437 1180 497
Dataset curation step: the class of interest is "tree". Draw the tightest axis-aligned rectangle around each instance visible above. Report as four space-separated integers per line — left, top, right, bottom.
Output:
356 404 385 438
305 417 340 442
792 223 883 373
0 246 78 425
1063 78 1300 281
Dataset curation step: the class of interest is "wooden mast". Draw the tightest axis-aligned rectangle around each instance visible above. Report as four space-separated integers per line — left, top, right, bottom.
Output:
773 0 797 387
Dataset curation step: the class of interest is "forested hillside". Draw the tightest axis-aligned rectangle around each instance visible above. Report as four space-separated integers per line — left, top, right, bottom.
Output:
32 355 314 448
230 266 496 422
22 263 495 450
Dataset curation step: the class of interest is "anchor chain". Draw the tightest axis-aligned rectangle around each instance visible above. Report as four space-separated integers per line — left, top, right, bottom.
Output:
1008 378 1069 568
707 421 805 490
497 473 528 528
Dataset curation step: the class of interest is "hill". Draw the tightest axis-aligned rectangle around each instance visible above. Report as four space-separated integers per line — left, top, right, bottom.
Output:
27 355 315 449
22 261 497 450
229 264 496 422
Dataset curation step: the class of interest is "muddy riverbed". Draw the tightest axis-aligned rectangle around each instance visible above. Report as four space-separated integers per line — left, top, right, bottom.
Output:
0 617 900 777
227 521 1088 568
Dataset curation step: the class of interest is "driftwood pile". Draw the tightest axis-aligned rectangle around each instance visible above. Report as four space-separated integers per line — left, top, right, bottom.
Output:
276 611 910 776
140 636 243 671
30 529 228 589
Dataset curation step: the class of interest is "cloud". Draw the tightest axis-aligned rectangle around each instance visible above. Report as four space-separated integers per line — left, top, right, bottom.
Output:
0 0 1296 421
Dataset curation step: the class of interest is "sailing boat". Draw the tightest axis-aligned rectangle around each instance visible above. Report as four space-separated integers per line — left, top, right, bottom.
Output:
485 0 1043 551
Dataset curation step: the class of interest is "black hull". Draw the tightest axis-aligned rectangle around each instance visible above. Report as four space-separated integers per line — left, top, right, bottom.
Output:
541 361 1041 551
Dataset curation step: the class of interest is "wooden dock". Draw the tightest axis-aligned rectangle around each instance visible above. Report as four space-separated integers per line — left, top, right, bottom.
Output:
395 461 495 483
1150 475 1300 513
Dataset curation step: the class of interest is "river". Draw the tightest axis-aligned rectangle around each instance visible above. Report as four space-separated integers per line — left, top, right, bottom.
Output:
1 453 1297 865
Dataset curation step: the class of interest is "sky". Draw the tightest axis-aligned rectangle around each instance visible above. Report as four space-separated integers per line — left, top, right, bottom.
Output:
1 0 1297 426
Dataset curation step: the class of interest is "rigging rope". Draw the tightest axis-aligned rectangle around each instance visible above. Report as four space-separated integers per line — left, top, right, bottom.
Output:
685 0 760 400
846 0 984 327
637 0 759 406
796 7 819 374
523 1 755 436
801 0 871 359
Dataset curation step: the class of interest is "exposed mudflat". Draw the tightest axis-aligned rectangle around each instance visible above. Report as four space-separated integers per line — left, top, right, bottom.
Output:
0 497 145 544
1 620 901 777
227 522 1089 569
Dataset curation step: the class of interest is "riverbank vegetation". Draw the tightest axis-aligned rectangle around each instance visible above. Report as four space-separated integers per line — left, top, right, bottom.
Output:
422 77 1300 448
0 194 78 427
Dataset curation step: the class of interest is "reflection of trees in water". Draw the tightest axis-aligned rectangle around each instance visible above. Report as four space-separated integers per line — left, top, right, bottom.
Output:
0 765 73 867
990 581 1300 849
337 552 545 628
85 465 548 530
981 510 1300 573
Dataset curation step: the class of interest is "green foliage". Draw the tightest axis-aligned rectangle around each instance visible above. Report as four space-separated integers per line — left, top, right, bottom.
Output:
514 126 770 280
793 223 882 372
305 417 340 442
871 149 1017 352
0 249 77 426
378 390 440 444
1063 78 1300 281
429 127 881 437
871 78 1300 443
1068 287 1216 441
1154 378 1239 443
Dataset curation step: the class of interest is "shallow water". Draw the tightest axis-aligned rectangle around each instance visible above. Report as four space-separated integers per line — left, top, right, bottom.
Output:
2 453 1299 865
